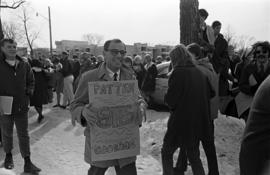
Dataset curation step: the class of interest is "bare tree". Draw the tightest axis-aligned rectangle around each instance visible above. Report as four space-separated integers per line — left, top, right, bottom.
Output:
223 25 255 52
180 0 200 45
2 21 23 42
223 25 236 48
236 35 255 52
82 33 104 46
0 0 26 40
19 5 40 57
82 33 104 55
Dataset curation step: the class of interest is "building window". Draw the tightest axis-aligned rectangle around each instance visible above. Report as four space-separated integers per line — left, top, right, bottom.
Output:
141 47 146 51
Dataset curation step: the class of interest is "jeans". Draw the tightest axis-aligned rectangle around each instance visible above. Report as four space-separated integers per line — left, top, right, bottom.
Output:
0 113 30 158
161 129 205 175
176 121 219 175
88 162 137 175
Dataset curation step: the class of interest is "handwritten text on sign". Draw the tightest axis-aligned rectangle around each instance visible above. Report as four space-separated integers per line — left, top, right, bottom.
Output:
88 80 140 161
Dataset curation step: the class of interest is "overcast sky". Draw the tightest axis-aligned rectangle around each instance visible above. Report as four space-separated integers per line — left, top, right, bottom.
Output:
2 0 270 48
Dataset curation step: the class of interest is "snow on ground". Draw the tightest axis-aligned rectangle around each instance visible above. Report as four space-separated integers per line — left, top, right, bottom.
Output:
0 104 245 175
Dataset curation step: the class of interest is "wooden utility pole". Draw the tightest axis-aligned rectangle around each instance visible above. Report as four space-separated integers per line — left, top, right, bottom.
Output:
48 6 52 57
180 0 200 45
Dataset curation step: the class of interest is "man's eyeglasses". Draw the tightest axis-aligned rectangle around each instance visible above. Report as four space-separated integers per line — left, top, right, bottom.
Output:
107 49 126 56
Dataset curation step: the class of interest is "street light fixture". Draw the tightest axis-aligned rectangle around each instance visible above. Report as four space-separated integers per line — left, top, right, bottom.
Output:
36 6 53 58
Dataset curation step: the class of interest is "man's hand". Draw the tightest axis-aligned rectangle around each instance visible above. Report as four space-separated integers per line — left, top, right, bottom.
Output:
71 107 83 126
81 104 98 126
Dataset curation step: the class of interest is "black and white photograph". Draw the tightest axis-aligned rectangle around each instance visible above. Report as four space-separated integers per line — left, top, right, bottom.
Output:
0 0 269 174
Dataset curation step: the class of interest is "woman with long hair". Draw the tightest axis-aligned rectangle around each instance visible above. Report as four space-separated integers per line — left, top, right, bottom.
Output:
161 44 215 175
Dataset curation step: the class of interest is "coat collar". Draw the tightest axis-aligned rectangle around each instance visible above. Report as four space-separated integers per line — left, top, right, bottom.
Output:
96 62 132 81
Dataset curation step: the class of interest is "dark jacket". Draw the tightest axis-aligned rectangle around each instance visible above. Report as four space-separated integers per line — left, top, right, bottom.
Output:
141 63 157 92
29 59 51 107
164 64 215 147
212 34 234 96
239 62 270 96
211 34 230 74
240 75 270 175
0 54 35 114
133 63 146 90
60 58 74 77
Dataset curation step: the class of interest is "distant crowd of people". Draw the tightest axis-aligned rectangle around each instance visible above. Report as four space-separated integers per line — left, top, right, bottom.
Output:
0 7 270 175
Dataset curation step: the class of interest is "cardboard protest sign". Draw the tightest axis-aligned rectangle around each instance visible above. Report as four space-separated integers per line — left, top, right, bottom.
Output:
88 80 140 161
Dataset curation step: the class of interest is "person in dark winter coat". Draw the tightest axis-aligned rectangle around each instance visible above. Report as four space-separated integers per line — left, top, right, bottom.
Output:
161 44 215 175
239 75 270 175
132 55 146 90
141 54 157 103
211 20 236 97
174 43 219 175
0 38 41 173
29 58 53 123
237 41 270 121
234 49 254 82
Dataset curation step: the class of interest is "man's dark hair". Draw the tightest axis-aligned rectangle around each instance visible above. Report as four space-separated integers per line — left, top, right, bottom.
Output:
212 21 222 28
62 51 68 55
199 9 209 19
103 39 126 51
0 38 16 47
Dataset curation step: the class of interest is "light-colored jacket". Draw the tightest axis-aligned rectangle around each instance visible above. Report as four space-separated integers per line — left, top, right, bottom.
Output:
197 58 219 120
70 63 140 168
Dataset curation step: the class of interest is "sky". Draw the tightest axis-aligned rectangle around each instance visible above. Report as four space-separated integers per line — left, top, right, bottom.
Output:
1 0 270 48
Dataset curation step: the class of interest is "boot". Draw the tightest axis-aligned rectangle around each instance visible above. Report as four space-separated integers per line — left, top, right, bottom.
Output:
4 153 14 169
37 115 44 123
24 157 41 173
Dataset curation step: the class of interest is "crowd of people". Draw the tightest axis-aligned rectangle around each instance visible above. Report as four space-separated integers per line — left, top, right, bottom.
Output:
0 7 269 175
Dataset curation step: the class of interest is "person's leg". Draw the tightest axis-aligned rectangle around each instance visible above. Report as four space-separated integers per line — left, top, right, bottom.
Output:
53 76 63 107
88 165 107 175
35 105 44 123
161 129 178 175
66 75 74 105
56 92 61 105
62 77 68 107
14 113 41 173
202 121 219 175
175 147 188 174
186 142 205 175
0 115 15 169
114 162 137 175
0 126 2 146
14 113 30 158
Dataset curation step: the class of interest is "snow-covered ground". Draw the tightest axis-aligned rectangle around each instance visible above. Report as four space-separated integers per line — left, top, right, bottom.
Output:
0 103 245 175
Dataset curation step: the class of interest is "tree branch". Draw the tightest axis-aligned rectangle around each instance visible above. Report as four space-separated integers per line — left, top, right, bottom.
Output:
0 0 25 9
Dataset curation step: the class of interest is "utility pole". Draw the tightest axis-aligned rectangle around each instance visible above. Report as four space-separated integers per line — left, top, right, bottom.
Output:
48 6 53 58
